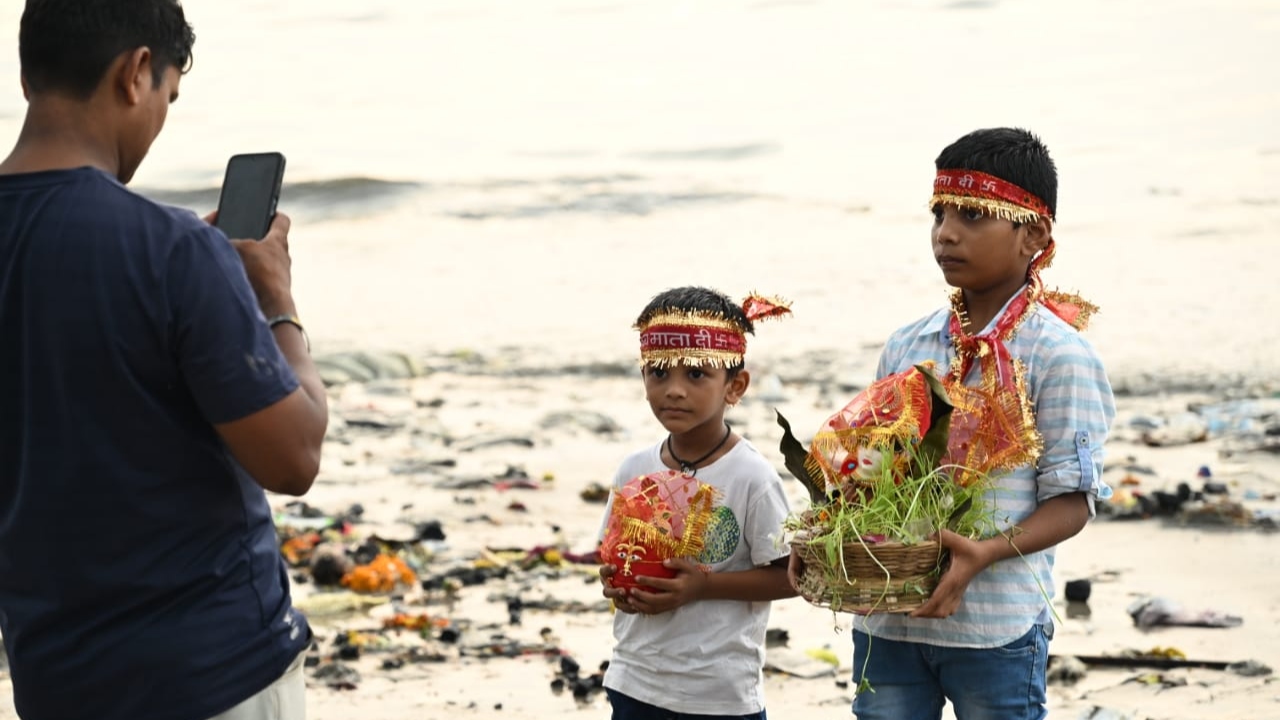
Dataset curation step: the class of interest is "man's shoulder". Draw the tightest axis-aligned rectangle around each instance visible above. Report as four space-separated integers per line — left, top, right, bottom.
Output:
124 189 215 241
59 169 216 246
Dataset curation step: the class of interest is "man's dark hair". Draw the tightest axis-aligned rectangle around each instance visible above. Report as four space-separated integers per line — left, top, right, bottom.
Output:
935 127 1058 219
19 0 196 100
635 286 753 377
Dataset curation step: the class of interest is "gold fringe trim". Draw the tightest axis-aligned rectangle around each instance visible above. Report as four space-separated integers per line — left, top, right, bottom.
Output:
674 484 718 557
620 519 681 557
613 481 721 559
640 349 744 369
930 194 1044 224
637 308 749 368
634 310 744 333
1042 289 1099 332
934 361 1041 487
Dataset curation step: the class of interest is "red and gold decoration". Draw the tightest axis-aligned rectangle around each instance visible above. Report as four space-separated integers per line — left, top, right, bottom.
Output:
776 167 1104 615
930 166 1100 469
601 470 719 591
931 169 1052 224
804 361 1038 494
636 292 791 368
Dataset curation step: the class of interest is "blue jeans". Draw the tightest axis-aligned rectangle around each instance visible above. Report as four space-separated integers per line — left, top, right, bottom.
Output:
606 688 767 720
851 625 1049 720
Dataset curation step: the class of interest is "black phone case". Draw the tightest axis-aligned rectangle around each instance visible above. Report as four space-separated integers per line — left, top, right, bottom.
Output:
214 152 286 241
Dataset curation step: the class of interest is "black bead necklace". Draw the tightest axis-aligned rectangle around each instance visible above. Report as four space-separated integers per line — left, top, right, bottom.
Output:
666 422 732 476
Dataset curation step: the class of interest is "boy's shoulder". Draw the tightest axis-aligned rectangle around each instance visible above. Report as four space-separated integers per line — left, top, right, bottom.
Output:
612 441 663 485
725 438 779 476
886 306 951 343
1019 303 1107 362
878 306 952 364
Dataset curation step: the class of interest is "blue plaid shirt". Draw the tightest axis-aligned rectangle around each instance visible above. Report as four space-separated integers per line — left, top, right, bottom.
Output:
854 289 1115 648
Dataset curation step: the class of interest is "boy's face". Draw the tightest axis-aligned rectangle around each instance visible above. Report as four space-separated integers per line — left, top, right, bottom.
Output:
931 204 1049 296
642 364 748 436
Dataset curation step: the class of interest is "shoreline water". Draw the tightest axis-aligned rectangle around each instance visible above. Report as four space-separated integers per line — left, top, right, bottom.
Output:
311 345 1280 402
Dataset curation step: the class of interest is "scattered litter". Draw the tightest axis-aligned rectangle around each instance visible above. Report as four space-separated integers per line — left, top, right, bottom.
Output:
1076 707 1136 720
549 655 608 705
540 410 622 435
452 434 536 452
579 482 610 503
1063 647 1249 672
313 661 362 690
1065 578 1092 602
1227 659 1274 677
341 554 417 593
764 647 838 678
1124 672 1187 689
1128 596 1243 629
1047 655 1087 685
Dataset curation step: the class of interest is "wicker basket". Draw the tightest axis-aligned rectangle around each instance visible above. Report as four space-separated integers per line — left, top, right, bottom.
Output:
791 537 946 614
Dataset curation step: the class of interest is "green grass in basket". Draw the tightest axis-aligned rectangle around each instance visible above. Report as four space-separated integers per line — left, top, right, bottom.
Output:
785 441 996 556
784 446 998 696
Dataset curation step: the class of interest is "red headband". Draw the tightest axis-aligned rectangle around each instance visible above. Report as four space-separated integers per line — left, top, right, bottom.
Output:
931 169 1052 223
636 293 791 368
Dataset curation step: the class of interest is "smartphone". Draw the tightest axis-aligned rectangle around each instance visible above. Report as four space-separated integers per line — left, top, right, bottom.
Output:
213 152 286 240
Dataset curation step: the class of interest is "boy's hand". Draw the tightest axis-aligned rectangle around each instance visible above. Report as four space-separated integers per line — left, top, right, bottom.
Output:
786 547 805 594
598 564 640 614
910 529 988 618
624 558 707 615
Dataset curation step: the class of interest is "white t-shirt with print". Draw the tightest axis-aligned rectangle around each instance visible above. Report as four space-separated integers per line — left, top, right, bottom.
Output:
601 439 791 716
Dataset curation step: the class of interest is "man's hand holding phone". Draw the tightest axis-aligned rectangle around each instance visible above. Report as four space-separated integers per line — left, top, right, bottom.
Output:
203 154 327 500
206 151 296 318
228 212 296 319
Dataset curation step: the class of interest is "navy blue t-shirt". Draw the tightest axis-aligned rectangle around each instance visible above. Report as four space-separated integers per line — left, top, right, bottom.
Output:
0 167 310 720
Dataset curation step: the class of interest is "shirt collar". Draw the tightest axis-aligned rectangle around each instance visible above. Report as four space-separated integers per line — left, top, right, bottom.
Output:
922 284 1032 342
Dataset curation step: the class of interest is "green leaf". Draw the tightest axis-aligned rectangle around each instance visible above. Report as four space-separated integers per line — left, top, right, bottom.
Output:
945 495 974 531
913 364 955 475
775 409 828 505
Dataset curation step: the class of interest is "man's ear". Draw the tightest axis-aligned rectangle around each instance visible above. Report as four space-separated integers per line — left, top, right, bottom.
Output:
1020 216 1052 258
726 369 751 406
116 47 154 106
20 74 29 100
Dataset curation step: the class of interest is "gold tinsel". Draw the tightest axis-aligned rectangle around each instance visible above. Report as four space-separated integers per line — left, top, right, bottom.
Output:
929 193 1044 225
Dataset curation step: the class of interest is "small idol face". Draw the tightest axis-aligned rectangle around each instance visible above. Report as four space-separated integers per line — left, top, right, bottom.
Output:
613 542 648 576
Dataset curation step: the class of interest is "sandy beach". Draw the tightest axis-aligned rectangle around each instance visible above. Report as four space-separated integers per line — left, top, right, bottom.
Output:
7 356 1275 720
255 366 1280 720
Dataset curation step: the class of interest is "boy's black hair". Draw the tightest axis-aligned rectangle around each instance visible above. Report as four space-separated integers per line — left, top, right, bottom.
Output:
935 127 1058 219
20 0 196 100
635 286 753 377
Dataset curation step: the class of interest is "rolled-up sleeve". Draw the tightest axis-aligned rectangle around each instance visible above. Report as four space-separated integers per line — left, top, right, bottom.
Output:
1032 334 1116 517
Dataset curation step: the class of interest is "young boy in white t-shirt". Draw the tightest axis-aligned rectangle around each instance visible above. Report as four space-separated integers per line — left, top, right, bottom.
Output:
598 286 796 720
